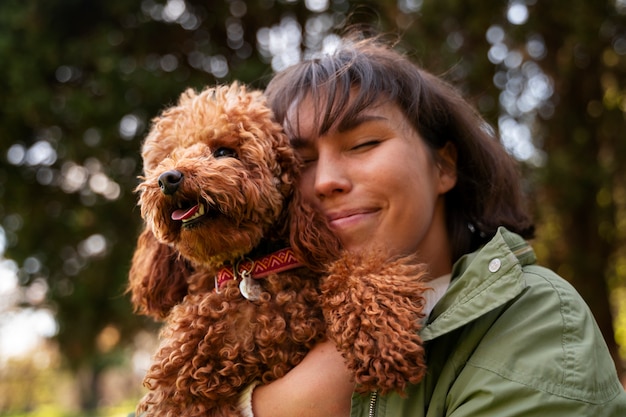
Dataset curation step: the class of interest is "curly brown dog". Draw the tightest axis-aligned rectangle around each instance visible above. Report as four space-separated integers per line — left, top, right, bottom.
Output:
128 83 429 417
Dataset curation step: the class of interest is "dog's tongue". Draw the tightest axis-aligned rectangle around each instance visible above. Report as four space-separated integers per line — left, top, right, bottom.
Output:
172 205 199 221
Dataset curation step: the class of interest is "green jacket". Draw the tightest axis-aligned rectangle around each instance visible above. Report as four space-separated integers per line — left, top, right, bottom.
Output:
351 227 626 417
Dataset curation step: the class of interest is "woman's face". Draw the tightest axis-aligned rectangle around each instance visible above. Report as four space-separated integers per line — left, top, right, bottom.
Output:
288 97 457 276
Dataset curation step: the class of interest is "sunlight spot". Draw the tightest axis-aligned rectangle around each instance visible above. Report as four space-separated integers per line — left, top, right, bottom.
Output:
446 32 464 51
507 2 529 25
36 167 55 185
7 144 26 165
305 0 328 12
104 182 121 200
180 12 200 30
54 65 81 83
87 172 121 200
504 50 523 68
61 162 88 193
97 325 121 353
160 54 179 72
526 35 546 59
25 141 57 167
55 65 73 83
23 256 41 274
498 116 539 163
257 15 304 71
89 173 109 194
613 36 626 55
0 259 18 293
3 214 23 234
119 114 141 140
230 0 247 17
321 34 341 55
486 25 505 45
162 0 186 22
83 128 102 147
25 278 48 305
527 73 554 101
209 55 229 78
488 43 508 64
398 0 423 13
0 308 58 361
79 234 107 258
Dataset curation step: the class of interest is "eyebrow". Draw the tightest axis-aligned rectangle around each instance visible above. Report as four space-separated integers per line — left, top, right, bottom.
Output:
336 114 387 133
288 113 389 150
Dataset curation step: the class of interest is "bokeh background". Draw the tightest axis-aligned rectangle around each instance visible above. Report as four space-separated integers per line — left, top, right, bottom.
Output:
1 0 625 415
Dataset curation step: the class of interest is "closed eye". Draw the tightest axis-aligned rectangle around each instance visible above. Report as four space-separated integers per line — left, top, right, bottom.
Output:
297 151 317 165
213 147 238 158
352 140 380 151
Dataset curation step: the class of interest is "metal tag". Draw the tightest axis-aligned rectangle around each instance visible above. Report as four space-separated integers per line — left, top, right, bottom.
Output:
239 271 261 301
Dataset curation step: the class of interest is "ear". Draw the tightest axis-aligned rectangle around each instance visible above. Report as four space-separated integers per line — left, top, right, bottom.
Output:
436 141 458 194
288 187 342 272
127 227 193 320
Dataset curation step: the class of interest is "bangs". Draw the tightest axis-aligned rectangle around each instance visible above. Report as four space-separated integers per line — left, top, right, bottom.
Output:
268 45 398 141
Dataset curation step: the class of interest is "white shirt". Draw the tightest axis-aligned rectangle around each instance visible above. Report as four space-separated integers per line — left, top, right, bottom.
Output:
423 273 452 317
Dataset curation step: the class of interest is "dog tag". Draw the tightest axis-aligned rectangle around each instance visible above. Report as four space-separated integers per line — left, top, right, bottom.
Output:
239 272 261 301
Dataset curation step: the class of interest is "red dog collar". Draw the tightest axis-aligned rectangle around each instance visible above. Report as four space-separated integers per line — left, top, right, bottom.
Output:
215 247 302 290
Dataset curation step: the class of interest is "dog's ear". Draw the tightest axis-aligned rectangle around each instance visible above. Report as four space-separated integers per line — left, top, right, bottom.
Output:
127 227 193 320
288 187 342 273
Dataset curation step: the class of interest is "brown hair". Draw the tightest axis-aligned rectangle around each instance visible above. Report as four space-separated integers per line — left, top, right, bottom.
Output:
265 33 534 262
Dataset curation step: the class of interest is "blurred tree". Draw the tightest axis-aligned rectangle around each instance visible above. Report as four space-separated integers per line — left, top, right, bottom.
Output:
523 0 626 375
0 0 624 411
0 0 297 409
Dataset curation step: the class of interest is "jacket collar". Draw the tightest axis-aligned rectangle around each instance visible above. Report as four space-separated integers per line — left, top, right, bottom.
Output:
421 227 535 342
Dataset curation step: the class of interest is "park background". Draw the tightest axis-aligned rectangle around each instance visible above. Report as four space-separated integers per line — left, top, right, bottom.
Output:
1 0 626 415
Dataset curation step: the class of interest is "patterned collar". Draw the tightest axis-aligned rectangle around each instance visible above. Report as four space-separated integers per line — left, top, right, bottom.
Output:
215 247 302 290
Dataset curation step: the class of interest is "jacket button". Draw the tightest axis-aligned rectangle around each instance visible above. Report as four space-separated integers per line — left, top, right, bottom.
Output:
488 258 501 272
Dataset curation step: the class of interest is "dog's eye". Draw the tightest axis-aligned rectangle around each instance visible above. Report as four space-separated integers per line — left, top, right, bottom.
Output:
213 147 238 159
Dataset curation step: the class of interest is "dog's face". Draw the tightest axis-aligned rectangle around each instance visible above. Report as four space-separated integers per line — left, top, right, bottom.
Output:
137 84 297 268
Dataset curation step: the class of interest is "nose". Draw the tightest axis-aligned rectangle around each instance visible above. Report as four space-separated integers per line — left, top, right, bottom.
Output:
158 170 183 195
313 152 351 199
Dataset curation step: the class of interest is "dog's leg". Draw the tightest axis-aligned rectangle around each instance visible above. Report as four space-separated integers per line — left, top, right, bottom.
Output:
321 251 429 396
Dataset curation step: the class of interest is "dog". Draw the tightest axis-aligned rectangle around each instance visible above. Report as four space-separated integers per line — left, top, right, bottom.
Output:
128 84 429 417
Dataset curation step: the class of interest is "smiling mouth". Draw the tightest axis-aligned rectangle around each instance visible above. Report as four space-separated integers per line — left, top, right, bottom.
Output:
327 208 375 223
171 203 206 225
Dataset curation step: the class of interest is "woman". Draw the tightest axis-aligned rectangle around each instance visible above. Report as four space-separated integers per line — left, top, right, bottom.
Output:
243 33 626 416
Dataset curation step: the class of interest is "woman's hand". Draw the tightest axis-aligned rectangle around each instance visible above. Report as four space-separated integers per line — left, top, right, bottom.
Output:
252 340 354 417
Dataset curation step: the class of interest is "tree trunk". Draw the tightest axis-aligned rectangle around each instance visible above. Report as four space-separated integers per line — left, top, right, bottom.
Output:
77 364 102 412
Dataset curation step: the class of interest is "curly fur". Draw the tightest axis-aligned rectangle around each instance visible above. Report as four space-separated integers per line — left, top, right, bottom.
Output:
322 251 428 395
128 83 429 417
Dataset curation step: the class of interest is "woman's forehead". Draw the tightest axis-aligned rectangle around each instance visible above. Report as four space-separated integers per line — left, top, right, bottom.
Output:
284 97 315 143
286 99 410 151
284 87 391 141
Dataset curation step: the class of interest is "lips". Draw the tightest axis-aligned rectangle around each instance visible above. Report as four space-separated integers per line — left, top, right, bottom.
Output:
172 203 206 223
326 208 375 223
324 208 380 236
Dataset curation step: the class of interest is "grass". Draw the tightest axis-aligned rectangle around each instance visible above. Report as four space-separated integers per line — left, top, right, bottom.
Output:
1 402 137 417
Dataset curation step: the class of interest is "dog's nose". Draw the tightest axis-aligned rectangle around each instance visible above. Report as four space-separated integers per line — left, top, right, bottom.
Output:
158 170 183 195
